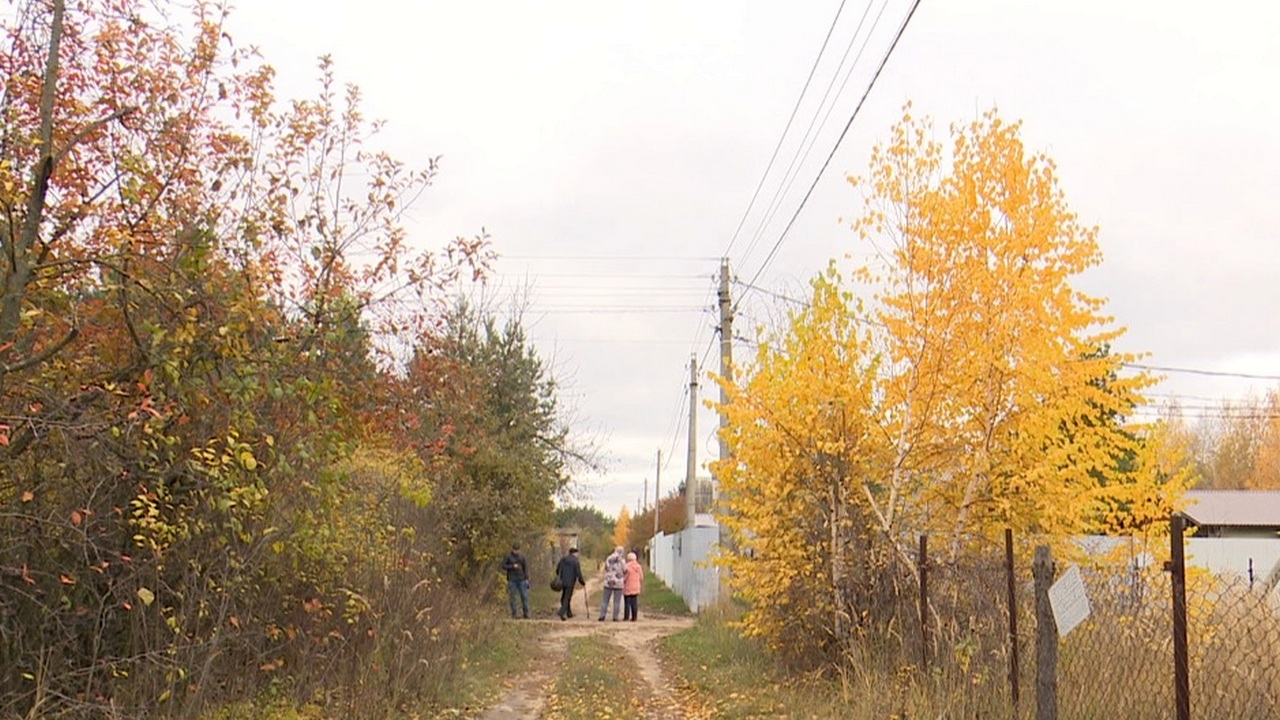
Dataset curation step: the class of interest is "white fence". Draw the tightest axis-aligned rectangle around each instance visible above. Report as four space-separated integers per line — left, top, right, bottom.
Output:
650 524 720 612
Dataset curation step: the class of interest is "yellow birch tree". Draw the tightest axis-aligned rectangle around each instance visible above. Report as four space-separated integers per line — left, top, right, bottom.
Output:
713 268 882 659
849 107 1175 555
613 506 632 549
712 107 1192 656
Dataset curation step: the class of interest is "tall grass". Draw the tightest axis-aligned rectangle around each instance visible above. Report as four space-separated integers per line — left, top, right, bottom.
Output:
642 572 691 616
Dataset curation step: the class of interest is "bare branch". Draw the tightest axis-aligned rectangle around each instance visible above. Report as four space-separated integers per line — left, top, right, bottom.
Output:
3 325 78 374
51 106 137 166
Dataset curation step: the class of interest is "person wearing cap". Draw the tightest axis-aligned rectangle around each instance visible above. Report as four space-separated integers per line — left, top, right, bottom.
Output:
501 541 530 619
554 547 586 620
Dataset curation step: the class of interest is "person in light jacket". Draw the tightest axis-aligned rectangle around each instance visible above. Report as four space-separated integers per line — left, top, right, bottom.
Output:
598 546 626 621
622 551 643 621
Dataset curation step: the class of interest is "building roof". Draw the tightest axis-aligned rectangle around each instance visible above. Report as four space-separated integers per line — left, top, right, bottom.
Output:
1183 490 1280 528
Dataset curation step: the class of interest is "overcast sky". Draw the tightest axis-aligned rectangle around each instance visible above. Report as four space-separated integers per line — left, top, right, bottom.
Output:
229 0 1280 518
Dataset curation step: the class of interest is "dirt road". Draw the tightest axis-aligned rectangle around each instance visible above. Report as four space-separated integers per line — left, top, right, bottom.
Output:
478 575 695 719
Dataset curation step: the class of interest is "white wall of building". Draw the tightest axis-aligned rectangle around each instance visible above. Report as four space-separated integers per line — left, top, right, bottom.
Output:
1187 537 1280 593
649 526 720 612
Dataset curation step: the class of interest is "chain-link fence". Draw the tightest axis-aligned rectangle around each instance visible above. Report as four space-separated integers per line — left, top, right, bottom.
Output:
1055 557 1174 720
1185 567 1280 717
836 532 1027 718
923 538 1028 715
836 518 1280 719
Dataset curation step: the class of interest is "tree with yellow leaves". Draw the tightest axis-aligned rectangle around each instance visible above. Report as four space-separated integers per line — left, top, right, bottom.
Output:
712 267 883 660
712 107 1192 661
1252 390 1280 489
613 506 632 549
851 107 1177 552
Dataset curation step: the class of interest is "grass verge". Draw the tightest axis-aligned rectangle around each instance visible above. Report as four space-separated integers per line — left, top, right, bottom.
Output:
543 634 645 719
657 609 845 719
641 570 690 616
659 609 1029 719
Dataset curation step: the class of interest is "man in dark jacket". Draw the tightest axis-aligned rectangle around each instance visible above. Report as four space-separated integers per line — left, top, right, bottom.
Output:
501 542 530 619
554 547 587 620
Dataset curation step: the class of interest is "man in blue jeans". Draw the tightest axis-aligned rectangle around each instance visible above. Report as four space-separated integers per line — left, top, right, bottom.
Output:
501 542 529 619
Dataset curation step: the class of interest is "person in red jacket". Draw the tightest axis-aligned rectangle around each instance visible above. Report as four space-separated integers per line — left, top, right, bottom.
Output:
622 551 643 621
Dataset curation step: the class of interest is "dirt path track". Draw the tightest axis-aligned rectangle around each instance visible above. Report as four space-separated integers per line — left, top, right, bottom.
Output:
478 573 694 719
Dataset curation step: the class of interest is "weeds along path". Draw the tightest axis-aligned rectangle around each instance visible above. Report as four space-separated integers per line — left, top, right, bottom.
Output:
477 572 695 720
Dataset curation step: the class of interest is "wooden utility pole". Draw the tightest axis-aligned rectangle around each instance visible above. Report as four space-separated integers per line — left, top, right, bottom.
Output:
685 354 698 528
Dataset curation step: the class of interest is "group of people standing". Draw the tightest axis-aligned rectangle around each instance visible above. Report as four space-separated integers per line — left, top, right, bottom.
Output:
500 543 645 622
596 546 643 622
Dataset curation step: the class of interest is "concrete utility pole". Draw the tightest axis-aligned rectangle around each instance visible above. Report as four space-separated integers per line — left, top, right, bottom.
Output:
685 354 698 529
717 258 733 481
717 259 735 564
654 449 661 539
642 477 648 514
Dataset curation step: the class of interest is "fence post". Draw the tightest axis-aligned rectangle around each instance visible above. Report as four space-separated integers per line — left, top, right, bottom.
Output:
1033 545 1057 720
919 533 929 671
1170 513 1190 720
1006 528 1020 709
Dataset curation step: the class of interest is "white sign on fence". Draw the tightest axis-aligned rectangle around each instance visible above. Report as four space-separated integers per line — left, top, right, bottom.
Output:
1048 564 1091 638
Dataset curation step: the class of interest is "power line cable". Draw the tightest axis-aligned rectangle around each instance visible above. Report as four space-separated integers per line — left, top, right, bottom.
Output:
1145 391 1275 404
662 359 692 477
524 308 709 315
532 336 698 345
659 273 721 479
733 278 808 307
498 272 708 280
512 282 710 290
739 0 883 267
721 0 850 261
737 0 923 309
742 0 890 267
1124 363 1280 381
1131 409 1280 421
731 278 887 328
802 0 894 171
686 273 721 365
501 254 721 261
699 327 720 375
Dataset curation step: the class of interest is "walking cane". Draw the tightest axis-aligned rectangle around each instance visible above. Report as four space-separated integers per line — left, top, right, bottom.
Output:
583 584 590 617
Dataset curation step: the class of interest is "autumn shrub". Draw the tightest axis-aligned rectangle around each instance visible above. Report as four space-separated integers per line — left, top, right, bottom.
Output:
0 1 543 718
